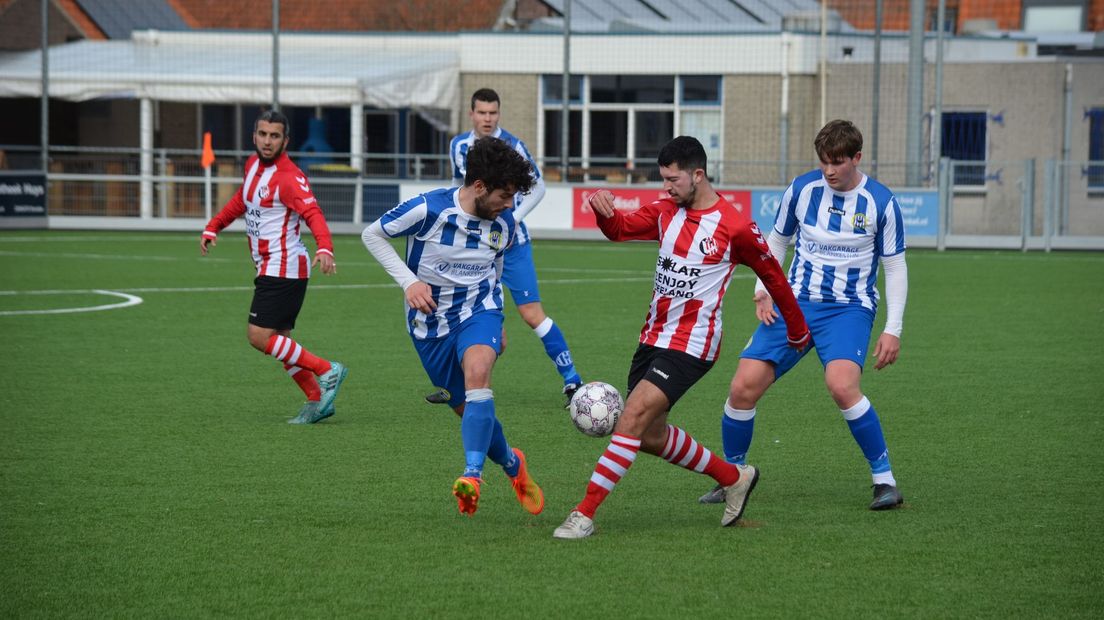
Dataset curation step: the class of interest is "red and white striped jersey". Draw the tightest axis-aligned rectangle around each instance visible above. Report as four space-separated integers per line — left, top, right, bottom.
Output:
203 152 333 279
597 195 806 361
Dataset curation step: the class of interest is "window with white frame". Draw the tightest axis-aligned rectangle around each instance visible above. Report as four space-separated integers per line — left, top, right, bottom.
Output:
942 111 987 187
1088 107 1104 191
540 74 722 181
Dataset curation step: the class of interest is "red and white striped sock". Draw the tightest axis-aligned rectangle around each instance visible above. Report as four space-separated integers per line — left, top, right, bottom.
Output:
660 425 740 487
284 364 321 402
575 433 640 518
264 335 332 376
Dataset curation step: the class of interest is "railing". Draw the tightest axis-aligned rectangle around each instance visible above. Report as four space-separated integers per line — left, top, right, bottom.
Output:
2 145 1102 250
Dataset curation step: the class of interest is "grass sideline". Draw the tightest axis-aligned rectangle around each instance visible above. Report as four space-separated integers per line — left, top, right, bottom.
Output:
1 230 1102 617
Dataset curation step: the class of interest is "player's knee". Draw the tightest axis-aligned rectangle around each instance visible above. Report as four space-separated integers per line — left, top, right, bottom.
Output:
825 380 861 408
247 331 269 351
728 375 765 408
517 302 545 327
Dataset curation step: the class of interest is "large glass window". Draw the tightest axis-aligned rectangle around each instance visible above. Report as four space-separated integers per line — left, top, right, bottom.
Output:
542 74 583 104
591 75 674 104
542 110 582 161
942 111 987 186
363 110 398 176
681 75 721 105
589 110 628 164
408 109 449 178
539 74 722 179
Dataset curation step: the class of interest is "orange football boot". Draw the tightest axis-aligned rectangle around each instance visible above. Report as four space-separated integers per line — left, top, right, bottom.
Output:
452 476 482 516
509 448 545 515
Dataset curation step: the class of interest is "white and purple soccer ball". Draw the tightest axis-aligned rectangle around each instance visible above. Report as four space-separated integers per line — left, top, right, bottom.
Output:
569 381 624 437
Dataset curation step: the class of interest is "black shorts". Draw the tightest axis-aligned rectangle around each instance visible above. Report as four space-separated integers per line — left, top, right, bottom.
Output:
249 276 308 330
627 344 715 407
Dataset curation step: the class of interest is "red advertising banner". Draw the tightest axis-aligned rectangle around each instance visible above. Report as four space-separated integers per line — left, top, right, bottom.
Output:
572 187 752 229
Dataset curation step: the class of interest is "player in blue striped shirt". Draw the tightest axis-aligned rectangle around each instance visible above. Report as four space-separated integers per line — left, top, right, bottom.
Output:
425 88 582 408
701 120 908 510
361 138 545 518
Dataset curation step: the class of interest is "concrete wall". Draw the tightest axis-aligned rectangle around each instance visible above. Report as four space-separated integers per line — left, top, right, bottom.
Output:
1065 60 1104 236
459 73 541 148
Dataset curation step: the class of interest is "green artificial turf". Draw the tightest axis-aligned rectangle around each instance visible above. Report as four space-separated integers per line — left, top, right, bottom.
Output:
1 231 1101 617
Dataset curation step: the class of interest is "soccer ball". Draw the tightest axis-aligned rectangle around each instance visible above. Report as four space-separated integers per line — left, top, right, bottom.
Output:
569 382 624 437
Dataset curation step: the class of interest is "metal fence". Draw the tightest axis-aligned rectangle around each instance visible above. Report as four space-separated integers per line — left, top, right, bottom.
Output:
3 143 1100 250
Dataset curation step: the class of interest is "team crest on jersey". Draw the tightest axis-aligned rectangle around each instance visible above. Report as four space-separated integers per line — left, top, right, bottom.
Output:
258 185 269 200
489 230 503 250
852 213 868 229
698 236 718 256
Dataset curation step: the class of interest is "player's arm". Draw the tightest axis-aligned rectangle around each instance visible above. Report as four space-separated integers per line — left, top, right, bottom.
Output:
735 222 809 349
200 188 246 255
589 190 661 241
751 229 794 324
750 180 800 322
510 141 545 221
873 195 908 369
449 137 465 188
511 175 545 221
361 197 436 313
361 221 435 313
873 253 908 370
283 175 336 274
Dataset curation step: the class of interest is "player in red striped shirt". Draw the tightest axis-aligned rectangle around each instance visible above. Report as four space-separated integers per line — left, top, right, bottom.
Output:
554 136 809 539
200 110 348 425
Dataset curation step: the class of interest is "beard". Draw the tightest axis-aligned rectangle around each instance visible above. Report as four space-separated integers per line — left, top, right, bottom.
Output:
674 184 697 209
256 142 285 165
473 194 499 220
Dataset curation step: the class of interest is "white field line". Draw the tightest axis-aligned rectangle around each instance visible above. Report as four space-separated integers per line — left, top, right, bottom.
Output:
0 273 760 316
0 248 664 275
0 289 143 316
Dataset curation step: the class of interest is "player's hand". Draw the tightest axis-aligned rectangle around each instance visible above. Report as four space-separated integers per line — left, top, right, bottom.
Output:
405 281 437 314
587 190 617 219
313 251 336 275
787 328 811 351
199 234 216 256
754 290 778 324
872 333 900 370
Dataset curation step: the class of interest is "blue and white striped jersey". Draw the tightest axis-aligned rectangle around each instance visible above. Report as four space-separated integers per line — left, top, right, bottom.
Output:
774 170 906 313
377 187 516 340
449 127 541 245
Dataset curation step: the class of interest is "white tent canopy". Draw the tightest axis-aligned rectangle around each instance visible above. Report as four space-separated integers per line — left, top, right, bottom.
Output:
0 30 459 219
0 29 459 110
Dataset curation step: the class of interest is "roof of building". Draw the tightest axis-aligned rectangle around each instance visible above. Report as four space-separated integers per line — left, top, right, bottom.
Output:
75 0 189 38
529 0 840 32
170 0 503 32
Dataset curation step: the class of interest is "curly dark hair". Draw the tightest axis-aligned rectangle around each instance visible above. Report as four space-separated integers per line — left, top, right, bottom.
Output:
464 137 534 195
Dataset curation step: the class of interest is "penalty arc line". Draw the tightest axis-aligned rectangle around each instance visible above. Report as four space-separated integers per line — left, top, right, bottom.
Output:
0 289 144 316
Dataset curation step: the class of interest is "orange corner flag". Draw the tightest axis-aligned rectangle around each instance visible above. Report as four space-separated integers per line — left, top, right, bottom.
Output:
201 132 215 169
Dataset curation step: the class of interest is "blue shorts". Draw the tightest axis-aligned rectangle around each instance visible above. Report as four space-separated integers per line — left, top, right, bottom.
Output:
739 301 875 379
502 241 541 306
412 310 503 408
